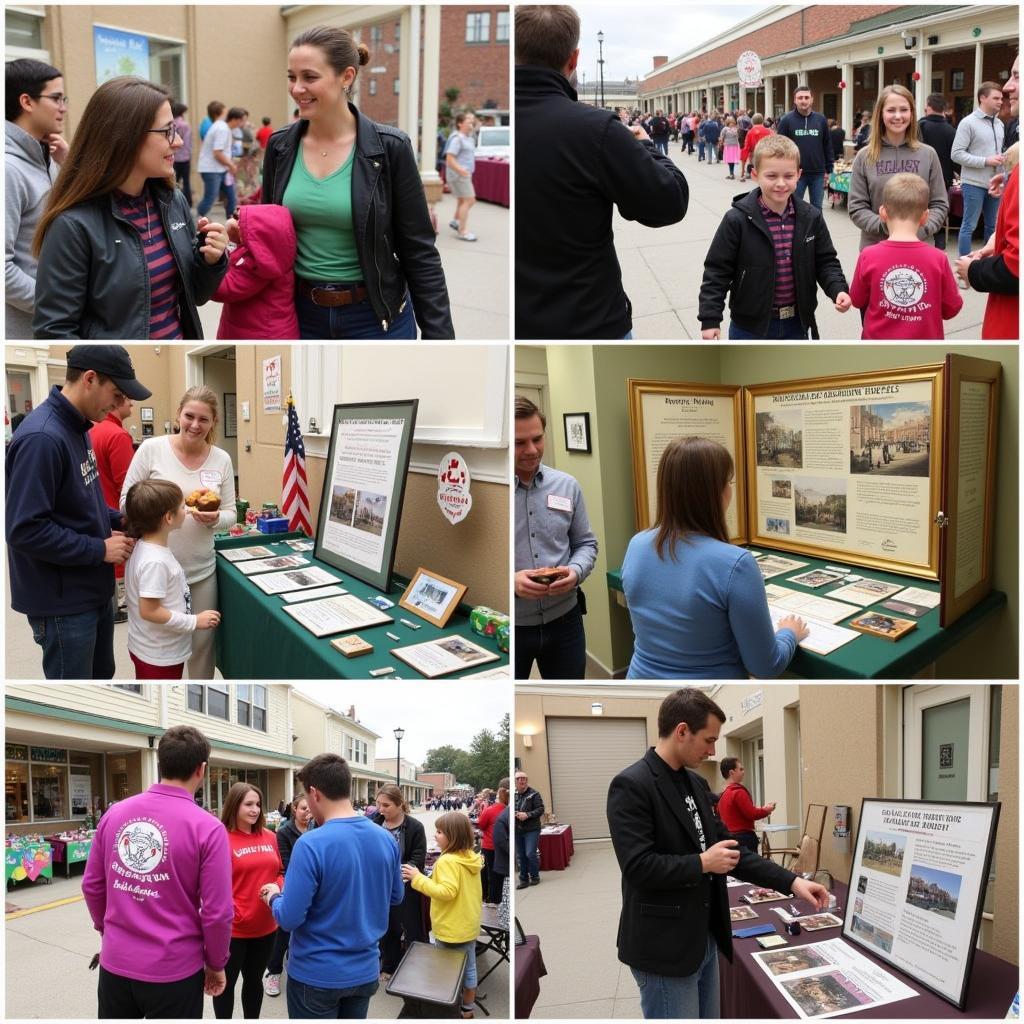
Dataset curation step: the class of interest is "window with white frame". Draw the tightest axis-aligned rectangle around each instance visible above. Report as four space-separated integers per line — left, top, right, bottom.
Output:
188 684 229 720
369 79 377 96
466 12 490 43
371 24 383 46
496 11 509 43
114 683 143 695
236 685 267 731
393 78 400 95
5 9 44 52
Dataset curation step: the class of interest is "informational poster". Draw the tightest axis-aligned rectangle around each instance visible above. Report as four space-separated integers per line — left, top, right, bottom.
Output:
262 356 282 412
843 798 1000 1009
391 635 500 678
70 772 92 817
953 381 991 599
93 26 149 84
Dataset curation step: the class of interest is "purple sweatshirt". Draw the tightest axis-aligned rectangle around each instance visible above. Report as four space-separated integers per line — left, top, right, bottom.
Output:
82 783 233 983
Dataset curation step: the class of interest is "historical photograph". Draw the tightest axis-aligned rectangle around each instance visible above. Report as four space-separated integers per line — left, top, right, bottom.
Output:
862 831 907 876
906 865 961 919
794 478 847 534
329 485 357 526
850 402 931 476
766 517 790 535
756 410 803 468
771 479 793 498
353 491 388 536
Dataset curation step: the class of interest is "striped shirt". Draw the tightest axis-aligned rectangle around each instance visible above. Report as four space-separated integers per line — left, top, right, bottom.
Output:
756 193 796 311
114 190 183 339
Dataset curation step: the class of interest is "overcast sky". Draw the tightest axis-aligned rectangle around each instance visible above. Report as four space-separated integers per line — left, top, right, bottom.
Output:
575 3 774 86
292 682 508 763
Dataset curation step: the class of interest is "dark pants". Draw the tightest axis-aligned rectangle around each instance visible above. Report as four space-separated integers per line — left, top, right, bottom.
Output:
296 287 416 340
515 604 586 679
98 966 204 1019
516 827 541 882
378 886 427 974
213 933 276 1019
28 598 115 679
732 830 760 854
266 927 291 975
728 315 809 340
286 978 378 1019
174 159 193 207
482 847 495 898
488 864 507 904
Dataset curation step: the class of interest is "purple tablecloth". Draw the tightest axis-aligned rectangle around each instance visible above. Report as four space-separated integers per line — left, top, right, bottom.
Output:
473 158 509 207
539 825 574 871
721 878 1017 1018
514 934 547 1018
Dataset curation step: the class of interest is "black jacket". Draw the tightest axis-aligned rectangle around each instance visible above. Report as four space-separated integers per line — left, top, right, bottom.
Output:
918 114 959 189
276 817 309 872
698 188 848 338
33 181 226 339
492 806 510 876
515 66 688 339
608 748 797 978
515 786 545 833
376 813 427 870
262 107 453 339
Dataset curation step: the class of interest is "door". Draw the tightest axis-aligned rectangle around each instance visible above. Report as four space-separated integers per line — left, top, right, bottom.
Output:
7 369 32 415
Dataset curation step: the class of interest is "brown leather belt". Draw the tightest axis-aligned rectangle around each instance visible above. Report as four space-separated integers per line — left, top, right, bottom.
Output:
297 279 369 307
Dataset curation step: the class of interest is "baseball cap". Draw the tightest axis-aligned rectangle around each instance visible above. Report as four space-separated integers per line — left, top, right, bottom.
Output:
65 345 152 400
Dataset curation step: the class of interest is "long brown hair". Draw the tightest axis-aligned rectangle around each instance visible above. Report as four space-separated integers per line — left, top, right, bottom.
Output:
435 811 475 854
864 84 920 164
221 782 266 834
376 783 410 814
33 77 174 257
653 436 732 560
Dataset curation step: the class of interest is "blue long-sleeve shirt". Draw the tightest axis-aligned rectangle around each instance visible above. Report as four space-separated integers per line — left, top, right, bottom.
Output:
621 530 797 679
270 815 403 988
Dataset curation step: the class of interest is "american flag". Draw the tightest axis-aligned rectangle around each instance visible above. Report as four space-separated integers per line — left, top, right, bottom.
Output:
282 395 311 536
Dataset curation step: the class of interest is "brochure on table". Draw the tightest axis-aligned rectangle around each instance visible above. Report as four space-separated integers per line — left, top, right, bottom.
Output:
843 797 1000 1010
281 594 394 638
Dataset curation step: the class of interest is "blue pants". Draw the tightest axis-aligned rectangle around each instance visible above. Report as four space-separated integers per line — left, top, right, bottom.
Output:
729 315 809 340
297 288 416 340
28 599 115 679
706 143 718 164
697 140 705 160
515 604 586 679
198 171 225 217
516 827 540 882
958 183 1000 256
285 978 378 1019
631 934 720 1019
434 938 478 989
795 173 825 209
653 139 668 156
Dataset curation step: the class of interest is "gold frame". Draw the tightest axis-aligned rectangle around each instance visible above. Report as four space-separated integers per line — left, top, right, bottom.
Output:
743 364 945 580
627 378 747 541
399 566 468 628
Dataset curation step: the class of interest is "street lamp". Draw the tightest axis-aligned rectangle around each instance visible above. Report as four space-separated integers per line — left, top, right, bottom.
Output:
597 30 606 109
393 727 405 788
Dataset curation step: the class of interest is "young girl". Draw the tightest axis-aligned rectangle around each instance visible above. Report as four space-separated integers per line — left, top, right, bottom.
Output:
123 479 220 679
32 76 229 339
721 117 741 179
403 812 483 1018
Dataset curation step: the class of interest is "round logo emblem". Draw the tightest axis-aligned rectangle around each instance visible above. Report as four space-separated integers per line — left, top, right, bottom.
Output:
115 820 166 873
881 265 925 307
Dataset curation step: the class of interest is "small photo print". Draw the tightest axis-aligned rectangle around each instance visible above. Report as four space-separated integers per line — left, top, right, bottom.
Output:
862 831 906 876
794 478 847 534
766 516 790 535
771 479 792 499
329 485 357 526
756 409 803 468
906 864 961 919
779 971 872 1016
353 491 388 536
789 569 844 589
850 913 894 954
730 905 758 922
757 946 831 976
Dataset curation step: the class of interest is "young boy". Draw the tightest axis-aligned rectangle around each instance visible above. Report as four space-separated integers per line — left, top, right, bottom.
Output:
849 173 964 339
699 135 851 339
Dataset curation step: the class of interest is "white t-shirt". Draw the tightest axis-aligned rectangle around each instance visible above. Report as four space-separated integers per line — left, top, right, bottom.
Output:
198 119 232 174
121 436 236 583
125 541 195 666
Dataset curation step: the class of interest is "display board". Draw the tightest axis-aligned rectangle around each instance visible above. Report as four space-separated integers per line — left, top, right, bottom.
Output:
314 400 418 592
843 798 1000 1010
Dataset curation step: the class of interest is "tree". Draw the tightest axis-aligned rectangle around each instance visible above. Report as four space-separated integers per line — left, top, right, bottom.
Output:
422 744 467 776
420 716 510 793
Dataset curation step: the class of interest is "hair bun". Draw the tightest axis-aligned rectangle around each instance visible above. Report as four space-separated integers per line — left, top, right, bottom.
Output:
357 42 370 66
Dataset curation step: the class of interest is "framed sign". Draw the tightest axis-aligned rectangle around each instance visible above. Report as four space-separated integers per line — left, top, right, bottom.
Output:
223 393 237 437
400 567 468 628
844 798 1000 1010
563 412 592 453
314 400 418 592
140 406 154 423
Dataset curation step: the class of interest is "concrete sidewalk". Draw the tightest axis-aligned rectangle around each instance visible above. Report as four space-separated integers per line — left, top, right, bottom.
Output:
611 145 989 340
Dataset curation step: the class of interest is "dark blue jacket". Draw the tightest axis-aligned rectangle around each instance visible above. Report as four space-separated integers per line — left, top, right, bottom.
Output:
777 109 834 174
702 119 722 146
492 806 510 876
6 386 121 616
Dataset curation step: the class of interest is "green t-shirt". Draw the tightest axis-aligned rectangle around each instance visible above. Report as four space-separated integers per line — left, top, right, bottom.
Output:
283 144 362 282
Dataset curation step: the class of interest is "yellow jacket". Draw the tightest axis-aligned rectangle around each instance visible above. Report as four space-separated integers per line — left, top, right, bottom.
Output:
411 848 483 943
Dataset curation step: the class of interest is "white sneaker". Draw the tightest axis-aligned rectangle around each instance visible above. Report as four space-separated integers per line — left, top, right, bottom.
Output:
264 973 281 997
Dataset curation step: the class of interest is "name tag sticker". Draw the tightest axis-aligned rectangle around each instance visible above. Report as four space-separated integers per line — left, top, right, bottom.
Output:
200 470 222 489
547 494 572 513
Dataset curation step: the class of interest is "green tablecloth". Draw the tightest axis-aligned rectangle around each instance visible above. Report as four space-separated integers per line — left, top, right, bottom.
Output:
828 171 851 193
5 843 53 885
214 533 508 679
607 547 1006 679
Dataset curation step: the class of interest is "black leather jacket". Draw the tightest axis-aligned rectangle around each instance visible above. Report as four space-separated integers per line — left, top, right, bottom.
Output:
262 107 454 339
32 182 227 339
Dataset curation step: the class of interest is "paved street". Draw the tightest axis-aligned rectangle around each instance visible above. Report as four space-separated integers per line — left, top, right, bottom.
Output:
610 142 990 340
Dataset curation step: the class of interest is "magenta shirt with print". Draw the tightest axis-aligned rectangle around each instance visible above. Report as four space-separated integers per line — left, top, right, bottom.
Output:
82 783 233 983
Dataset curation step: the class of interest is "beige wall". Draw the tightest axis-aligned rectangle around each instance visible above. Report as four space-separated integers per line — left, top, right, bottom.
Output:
990 684 1018 963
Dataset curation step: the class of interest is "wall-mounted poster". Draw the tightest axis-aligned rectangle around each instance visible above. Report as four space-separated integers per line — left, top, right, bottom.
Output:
93 26 149 84
262 356 282 412
843 798 1000 1010
314 400 418 592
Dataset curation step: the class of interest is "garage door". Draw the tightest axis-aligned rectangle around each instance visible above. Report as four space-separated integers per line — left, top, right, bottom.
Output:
546 717 649 840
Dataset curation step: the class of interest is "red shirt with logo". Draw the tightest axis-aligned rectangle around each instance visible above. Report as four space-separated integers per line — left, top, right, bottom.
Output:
226 827 285 938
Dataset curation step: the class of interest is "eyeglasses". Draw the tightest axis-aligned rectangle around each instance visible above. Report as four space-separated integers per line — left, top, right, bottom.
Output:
34 92 69 108
146 123 180 143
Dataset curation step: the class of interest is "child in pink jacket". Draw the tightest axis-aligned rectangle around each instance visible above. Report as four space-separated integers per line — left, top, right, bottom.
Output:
213 204 299 339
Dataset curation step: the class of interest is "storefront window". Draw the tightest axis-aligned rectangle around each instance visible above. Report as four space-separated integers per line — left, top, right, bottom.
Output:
32 764 67 820
6 10 43 50
6 762 29 822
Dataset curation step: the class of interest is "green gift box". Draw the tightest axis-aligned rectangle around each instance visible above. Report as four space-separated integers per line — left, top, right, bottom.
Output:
496 622 509 653
470 606 509 638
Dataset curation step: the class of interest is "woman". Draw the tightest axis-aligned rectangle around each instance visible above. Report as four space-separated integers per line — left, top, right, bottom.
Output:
476 781 508 906
262 791 313 999
849 85 947 250
828 118 846 164
122 385 236 679
257 25 453 339
854 111 871 151
621 437 808 679
172 101 193 208
32 76 227 338
215 783 283 1020
375 784 427 978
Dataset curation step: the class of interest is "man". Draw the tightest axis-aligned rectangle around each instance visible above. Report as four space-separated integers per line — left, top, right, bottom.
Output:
717 757 775 853
90 391 135 623
514 771 545 889
514 395 598 679
649 109 671 156
918 93 959 249
951 82 1006 261
608 689 828 1019
6 346 151 679
515 5 688 339
197 102 241 218
702 112 721 165
82 726 233 1018
5 58 69 338
777 86 833 209
259 753 403 1019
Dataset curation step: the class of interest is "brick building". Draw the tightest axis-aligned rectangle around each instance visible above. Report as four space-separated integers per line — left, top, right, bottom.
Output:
638 4 1018 138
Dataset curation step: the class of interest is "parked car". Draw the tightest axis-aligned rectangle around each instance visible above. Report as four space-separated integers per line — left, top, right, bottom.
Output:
476 125 510 158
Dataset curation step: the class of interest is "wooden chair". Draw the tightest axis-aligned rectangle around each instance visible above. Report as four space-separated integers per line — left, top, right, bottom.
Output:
765 803 828 869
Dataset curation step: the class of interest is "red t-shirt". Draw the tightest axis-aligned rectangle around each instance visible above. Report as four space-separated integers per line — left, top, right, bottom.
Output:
256 124 274 150
849 239 963 339
90 413 134 580
717 783 771 835
476 801 505 851
226 827 284 938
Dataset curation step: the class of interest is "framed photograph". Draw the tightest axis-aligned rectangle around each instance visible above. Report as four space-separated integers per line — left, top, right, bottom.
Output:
314 400 418 592
223 392 237 437
563 412 592 453
139 406 154 423
843 798 1000 1010
951 69 965 91
399 567 468 628
391 634 500 678
848 612 917 642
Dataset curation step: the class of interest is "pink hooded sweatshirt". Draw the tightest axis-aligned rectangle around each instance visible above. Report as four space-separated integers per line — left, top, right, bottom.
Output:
213 203 299 339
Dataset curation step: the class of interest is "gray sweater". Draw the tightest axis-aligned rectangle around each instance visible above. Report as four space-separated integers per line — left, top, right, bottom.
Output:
950 108 1005 188
848 137 948 249
5 120 59 338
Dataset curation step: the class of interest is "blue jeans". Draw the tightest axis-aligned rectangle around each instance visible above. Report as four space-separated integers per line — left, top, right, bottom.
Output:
296 288 417 340
28 599 115 679
958 183 1000 256
515 828 540 882
653 139 668 156
697 141 705 160
285 978 378 1019
729 315 809 340
623 330 634 339
795 173 825 209
433 938 477 989
631 934 720 1019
